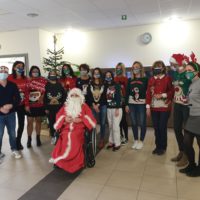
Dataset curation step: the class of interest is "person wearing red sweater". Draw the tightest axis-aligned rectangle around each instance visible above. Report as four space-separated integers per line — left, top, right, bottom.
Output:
59 64 77 95
146 61 174 155
8 61 28 150
114 62 128 144
25 66 47 148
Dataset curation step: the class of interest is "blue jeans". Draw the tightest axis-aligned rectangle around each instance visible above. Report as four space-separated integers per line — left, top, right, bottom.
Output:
0 112 17 152
92 105 107 140
151 111 170 150
129 104 146 141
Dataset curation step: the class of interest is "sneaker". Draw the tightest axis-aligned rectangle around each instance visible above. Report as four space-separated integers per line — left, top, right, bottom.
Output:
12 151 22 159
121 139 128 146
131 140 138 149
136 141 144 150
0 152 5 159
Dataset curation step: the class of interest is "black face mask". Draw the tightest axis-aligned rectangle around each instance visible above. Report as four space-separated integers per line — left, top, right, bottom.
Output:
153 68 162 76
48 75 57 81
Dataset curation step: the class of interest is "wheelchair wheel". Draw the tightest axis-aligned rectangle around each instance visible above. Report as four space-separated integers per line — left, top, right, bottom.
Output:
91 128 96 156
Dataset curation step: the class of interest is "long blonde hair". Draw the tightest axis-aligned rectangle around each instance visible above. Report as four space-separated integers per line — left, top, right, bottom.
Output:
132 61 145 78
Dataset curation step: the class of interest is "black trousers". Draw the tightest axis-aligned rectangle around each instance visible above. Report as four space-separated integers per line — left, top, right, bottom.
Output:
16 105 26 144
173 103 189 151
184 130 200 166
120 106 128 140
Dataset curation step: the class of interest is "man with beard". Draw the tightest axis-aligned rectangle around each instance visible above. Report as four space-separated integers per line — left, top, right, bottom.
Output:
49 88 96 173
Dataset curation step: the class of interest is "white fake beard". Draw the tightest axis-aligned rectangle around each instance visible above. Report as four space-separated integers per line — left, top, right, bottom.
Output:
66 97 82 119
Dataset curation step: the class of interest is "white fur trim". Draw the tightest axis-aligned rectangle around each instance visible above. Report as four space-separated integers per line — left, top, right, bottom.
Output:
52 123 74 164
84 115 96 128
162 93 167 98
54 115 65 130
169 57 177 64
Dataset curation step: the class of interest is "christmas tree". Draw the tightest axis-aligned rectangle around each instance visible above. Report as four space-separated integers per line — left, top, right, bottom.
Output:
43 35 65 73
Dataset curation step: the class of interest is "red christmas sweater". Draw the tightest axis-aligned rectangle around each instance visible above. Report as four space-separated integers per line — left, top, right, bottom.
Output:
146 75 174 112
25 77 47 108
114 76 128 96
8 74 28 106
59 77 77 93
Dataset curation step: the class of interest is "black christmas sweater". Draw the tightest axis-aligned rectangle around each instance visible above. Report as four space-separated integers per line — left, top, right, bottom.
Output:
125 77 148 105
44 82 66 110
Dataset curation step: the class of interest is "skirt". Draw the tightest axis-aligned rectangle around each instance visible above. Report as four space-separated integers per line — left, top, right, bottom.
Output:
185 116 200 135
26 107 46 117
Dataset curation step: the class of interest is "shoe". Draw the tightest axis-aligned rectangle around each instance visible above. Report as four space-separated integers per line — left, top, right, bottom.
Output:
17 143 24 151
152 148 158 154
98 139 105 149
112 146 121 151
171 151 183 162
36 135 42 147
27 136 32 148
157 149 166 156
176 153 188 167
0 152 5 159
121 139 128 146
12 151 22 159
136 141 144 150
187 166 200 177
131 140 138 149
106 144 114 149
179 164 196 174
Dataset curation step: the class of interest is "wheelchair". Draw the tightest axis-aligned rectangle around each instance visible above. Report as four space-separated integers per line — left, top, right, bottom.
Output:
84 128 96 168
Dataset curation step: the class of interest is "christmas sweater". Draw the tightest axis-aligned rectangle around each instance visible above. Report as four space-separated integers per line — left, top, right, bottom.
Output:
87 83 107 107
25 77 47 108
172 71 191 105
59 76 77 94
125 77 148 105
76 77 91 98
106 83 122 108
146 75 174 111
44 82 66 110
8 74 28 105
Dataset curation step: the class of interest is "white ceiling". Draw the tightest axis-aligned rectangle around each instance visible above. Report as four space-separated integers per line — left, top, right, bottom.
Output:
0 0 199 33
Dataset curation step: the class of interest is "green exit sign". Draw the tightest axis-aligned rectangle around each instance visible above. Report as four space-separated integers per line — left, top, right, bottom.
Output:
121 15 127 20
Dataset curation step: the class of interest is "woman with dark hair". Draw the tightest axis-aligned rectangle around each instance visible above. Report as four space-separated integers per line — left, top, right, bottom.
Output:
125 61 148 150
87 68 107 149
8 61 27 150
25 66 47 148
105 71 122 151
114 62 128 145
59 64 76 94
44 70 66 144
179 62 200 177
146 61 174 155
76 63 91 104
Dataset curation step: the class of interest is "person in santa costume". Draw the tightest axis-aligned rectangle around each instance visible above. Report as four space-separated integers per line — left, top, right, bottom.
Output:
169 53 192 167
49 88 96 173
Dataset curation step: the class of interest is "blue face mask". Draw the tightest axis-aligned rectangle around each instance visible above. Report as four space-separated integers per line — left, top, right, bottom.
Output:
105 77 112 82
0 73 8 80
94 74 100 79
185 71 196 80
32 72 39 78
16 68 24 74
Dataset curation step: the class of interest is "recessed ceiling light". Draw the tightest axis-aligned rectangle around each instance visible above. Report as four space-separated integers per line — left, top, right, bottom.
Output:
27 13 39 18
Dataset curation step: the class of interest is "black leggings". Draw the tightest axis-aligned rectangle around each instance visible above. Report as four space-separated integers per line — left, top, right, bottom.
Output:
120 106 128 140
184 130 200 166
16 105 26 143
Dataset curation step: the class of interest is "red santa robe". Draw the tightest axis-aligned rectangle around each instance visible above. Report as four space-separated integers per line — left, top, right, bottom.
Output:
50 103 96 173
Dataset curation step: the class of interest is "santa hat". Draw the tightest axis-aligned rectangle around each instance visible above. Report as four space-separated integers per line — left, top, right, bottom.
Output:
67 88 85 104
169 54 189 66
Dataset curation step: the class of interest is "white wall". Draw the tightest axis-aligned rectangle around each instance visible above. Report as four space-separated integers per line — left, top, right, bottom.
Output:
0 29 41 68
57 19 200 68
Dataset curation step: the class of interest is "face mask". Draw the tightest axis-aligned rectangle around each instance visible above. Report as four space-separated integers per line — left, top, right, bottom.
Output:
48 75 57 81
94 74 100 79
64 69 70 75
32 72 39 78
185 71 196 80
80 70 88 76
116 69 122 75
153 68 162 76
16 68 24 74
133 68 141 75
0 73 8 80
105 77 112 82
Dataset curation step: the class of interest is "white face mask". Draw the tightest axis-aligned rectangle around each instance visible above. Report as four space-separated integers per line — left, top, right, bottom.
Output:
0 73 8 80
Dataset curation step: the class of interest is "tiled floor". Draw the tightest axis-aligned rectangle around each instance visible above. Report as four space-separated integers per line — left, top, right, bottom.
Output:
0 127 200 200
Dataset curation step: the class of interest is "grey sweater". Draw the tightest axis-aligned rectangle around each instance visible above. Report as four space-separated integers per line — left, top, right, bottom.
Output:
188 78 200 116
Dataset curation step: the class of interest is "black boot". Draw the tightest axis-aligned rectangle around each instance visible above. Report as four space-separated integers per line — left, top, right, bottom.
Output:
187 166 200 177
27 136 32 148
179 163 196 174
36 135 42 147
16 137 24 150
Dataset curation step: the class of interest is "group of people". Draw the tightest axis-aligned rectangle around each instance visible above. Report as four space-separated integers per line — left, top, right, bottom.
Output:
0 53 200 176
